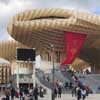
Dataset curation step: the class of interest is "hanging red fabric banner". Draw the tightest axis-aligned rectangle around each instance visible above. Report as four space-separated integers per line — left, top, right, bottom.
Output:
61 32 87 66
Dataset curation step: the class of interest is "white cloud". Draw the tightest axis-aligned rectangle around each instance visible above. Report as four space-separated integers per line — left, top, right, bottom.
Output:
0 0 39 41
0 0 100 41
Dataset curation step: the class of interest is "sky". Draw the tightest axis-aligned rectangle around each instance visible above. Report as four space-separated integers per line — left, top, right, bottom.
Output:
0 0 100 41
0 0 100 62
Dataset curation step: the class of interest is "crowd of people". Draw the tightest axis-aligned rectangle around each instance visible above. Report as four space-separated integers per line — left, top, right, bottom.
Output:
71 85 90 100
51 79 91 100
1 84 47 100
53 80 62 99
0 67 96 100
63 67 93 100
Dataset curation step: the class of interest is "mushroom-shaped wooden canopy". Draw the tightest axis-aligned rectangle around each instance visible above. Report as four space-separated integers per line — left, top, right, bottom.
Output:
0 41 28 62
6 8 100 67
7 8 100 51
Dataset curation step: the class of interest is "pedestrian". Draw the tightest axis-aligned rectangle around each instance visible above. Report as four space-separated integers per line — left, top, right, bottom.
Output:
33 85 39 100
76 87 81 100
29 87 33 96
69 82 73 89
5 88 10 100
85 86 90 96
58 85 62 98
81 89 86 100
72 86 77 97
20 86 23 100
54 87 57 98
11 88 15 100
22 92 25 100
47 76 50 82
65 81 68 91
29 87 33 100
40 86 44 98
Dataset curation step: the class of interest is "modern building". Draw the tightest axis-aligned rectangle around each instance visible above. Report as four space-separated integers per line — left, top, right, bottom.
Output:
0 8 100 89
0 8 100 70
0 64 11 84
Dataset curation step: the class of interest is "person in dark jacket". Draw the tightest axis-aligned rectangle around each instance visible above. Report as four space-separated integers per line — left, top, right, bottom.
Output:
54 87 57 98
72 86 77 97
65 81 68 91
11 88 15 100
58 85 62 98
77 87 82 100
33 85 39 100
39 86 44 97
19 87 23 100
69 82 73 89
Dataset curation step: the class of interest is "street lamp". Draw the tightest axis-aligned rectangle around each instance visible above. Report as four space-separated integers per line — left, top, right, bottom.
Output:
50 44 55 100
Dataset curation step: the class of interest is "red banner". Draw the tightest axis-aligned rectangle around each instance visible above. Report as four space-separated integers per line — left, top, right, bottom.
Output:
61 32 87 66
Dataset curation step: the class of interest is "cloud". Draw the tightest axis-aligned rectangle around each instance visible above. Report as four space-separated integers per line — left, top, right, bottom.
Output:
0 0 10 4
0 0 39 41
0 0 100 41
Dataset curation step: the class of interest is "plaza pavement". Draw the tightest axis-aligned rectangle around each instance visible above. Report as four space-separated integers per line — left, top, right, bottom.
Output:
1 93 100 100
39 94 100 100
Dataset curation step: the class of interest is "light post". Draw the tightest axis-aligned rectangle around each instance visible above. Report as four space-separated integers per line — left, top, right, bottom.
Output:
50 44 55 100
32 61 36 88
16 62 19 90
6 65 7 88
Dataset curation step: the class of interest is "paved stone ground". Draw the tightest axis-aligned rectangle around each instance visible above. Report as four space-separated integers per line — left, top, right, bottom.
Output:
1 93 100 100
0 90 100 100
38 92 100 100
39 94 100 100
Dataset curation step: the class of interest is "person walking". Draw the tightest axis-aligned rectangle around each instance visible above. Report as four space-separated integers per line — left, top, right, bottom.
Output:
81 89 86 100
47 76 50 82
72 86 77 97
58 85 62 98
39 86 44 98
33 85 39 100
65 81 68 91
5 88 10 100
53 87 58 98
76 87 81 100
19 87 23 100
69 82 73 89
11 88 15 100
